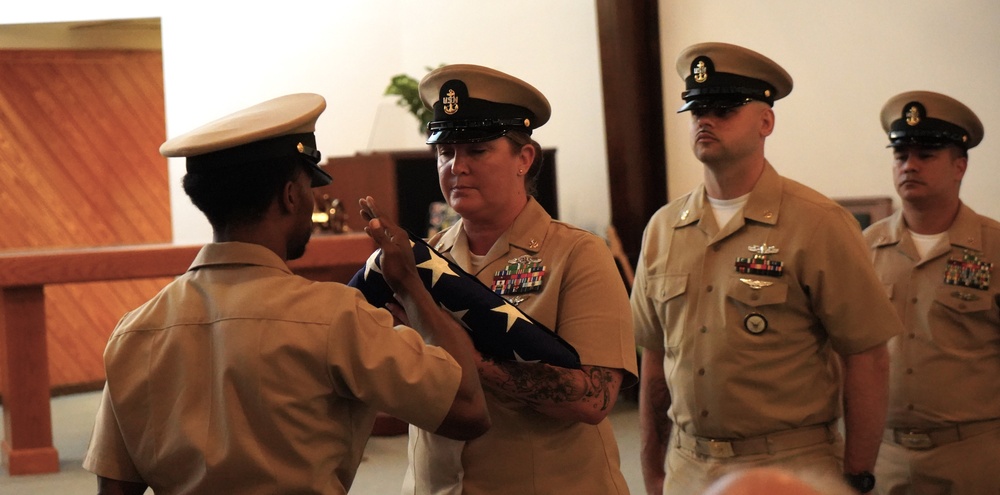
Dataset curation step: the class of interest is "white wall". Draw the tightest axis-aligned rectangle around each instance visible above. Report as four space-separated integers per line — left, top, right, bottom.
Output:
659 1 1000 221
3 0 612 244
9 1 999 245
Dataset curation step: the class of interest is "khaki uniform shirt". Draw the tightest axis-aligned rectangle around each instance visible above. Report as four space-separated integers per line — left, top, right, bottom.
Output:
864 204 1000 428
83 242 461 495
632 162 901 439
412 198 638 495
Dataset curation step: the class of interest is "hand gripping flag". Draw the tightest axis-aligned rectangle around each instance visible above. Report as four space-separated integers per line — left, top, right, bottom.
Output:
348 232 581 369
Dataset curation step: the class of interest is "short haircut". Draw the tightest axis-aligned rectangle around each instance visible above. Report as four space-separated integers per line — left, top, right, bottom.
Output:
182 158 305 231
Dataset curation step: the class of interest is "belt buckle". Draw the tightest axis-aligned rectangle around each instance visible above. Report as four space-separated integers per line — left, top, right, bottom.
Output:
703 439 736 458
896 431 934 450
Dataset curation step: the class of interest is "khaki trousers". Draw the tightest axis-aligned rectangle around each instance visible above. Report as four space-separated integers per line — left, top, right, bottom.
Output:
663 428 844 495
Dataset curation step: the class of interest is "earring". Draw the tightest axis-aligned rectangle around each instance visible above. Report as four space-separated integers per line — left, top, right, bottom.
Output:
518 169 524 176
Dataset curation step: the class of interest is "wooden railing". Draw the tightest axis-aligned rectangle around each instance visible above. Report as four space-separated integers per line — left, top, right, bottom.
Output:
0 234 375 475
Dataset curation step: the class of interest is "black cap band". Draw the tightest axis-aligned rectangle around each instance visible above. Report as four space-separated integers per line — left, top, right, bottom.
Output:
888 117 970 149
186 133 331 186
682 71 777 105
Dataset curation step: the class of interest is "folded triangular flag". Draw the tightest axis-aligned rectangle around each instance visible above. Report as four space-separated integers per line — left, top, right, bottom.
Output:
348 231 581 369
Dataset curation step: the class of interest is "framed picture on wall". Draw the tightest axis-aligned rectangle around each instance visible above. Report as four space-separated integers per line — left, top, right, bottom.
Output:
834 196 895 230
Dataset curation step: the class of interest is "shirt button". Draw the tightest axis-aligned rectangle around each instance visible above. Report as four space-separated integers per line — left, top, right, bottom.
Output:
909 333 916 339
706 285 714 293
700 326 708 334
701 410 709 418
911 297 918 304
698 368 706 376
907 404 915 411
906 368 913 374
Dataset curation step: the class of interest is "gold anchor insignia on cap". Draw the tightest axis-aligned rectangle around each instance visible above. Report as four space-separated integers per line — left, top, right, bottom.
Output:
443 88 459 115
748 243 780 255
296 142 305 153
523 118 531 127
740 278 773 290
693 60 708 83
906 105 921 126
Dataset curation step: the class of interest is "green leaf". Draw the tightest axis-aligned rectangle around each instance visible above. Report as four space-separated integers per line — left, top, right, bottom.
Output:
384 64 446 134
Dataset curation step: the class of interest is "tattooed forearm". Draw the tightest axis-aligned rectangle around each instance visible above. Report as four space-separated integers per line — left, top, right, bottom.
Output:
482 359 617 412
584 366 615 411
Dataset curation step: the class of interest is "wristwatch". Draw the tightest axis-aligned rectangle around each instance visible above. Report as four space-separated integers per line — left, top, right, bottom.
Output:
844 471 876 493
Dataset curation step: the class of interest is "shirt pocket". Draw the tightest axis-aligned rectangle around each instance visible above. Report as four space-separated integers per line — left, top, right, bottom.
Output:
930 285 999 351
646 273 689 348
725 276 790 349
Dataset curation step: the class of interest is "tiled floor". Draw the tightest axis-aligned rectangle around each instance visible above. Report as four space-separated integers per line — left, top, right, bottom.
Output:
1 391 643 494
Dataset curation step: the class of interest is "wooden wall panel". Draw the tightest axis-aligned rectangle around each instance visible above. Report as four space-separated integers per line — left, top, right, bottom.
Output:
596 1 667 269
0 50 170 395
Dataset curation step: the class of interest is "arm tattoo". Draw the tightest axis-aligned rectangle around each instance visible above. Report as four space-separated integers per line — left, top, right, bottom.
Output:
486 359 616 411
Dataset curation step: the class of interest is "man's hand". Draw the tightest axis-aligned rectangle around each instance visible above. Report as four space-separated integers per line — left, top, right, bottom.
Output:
359 196 421 298
359 196 491 440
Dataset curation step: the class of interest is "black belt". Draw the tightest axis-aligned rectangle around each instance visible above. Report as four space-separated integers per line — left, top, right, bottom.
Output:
884 418 1000 450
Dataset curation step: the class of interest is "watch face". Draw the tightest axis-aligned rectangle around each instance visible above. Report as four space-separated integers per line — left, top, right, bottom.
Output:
847 472 876 492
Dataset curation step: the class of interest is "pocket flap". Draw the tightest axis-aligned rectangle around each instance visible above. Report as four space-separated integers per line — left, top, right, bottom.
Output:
935 285 992 313
646 273 688 303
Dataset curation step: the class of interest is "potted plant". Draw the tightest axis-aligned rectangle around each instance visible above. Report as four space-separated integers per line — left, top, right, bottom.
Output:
384 65 444 135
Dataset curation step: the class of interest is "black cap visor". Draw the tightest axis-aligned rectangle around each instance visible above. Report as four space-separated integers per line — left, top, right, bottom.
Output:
306 161 333 187
678 96 753 113
426 127 508 145
425 117 531 145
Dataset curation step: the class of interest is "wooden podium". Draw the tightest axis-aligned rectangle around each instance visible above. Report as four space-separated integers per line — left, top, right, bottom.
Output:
317 150 559 235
